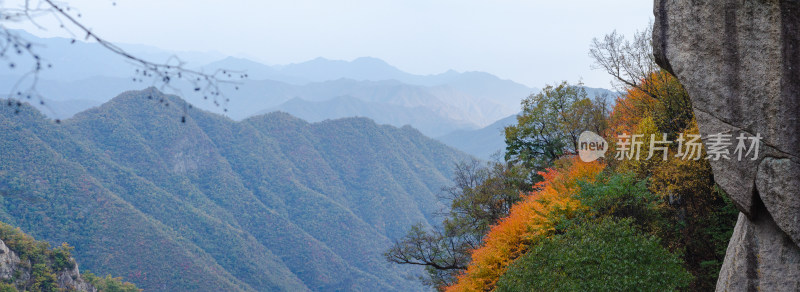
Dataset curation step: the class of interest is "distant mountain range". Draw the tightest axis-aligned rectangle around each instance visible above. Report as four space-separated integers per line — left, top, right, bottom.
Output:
201 56 534 107
2 30 536 133
0 28 622 292
260 96 476 137
0 88 471 291
2 29 617 160
196 77 510 131
437 113 519 161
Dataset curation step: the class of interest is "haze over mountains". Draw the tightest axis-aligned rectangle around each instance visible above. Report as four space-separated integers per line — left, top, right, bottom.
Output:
0 28 623 291
5 30 530 129
3 29 615 160
0 88 473 291
438 114 520 161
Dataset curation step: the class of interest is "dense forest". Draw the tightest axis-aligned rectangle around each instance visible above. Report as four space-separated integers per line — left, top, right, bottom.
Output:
0 87 472 291
0 221 138 291
386 29 739 291
0 6 752 290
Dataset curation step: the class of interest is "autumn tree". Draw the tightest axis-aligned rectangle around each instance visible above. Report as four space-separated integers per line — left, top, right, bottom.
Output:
596 29 738 290
440 159 532 238
389 80 611 289
445 157 604 291
591 25 692 135
391 25 736 292
504 81 609 172
385 159 532 289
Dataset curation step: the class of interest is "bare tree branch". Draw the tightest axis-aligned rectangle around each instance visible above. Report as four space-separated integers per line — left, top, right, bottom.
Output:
589 24 660 100
0 0 244 122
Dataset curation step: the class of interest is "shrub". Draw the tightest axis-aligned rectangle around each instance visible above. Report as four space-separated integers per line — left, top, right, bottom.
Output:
495 218 692 292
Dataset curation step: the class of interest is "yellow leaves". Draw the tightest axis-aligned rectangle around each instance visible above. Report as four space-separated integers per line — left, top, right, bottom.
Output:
649 120 714 202
445 157 604 292
607 71 690 136
445 71 696 292
607 82 658 137
613 116 665 178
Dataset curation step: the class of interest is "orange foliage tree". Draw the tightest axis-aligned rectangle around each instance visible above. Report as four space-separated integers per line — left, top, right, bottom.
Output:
604 70 735 290
607 70 691 139
445 157 604 292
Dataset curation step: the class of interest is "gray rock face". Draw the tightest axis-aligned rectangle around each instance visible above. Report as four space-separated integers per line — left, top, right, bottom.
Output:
654 0 800 218
0 238 22 281
653 0 800 290
56 262 98 292
757 157 800 247
718 211 800 291
0 238 96 292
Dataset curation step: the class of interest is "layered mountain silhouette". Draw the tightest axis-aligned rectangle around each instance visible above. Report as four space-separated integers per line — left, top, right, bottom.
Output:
3 29 617 161
260 96 476 137
437 113 519 161
3 30 535 137
0 88 471 291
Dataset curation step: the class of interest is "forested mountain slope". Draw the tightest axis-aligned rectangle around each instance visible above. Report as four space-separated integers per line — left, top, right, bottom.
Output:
0 88 471 291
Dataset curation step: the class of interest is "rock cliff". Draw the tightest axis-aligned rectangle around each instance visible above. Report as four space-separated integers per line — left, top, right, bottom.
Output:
653 0 800 290
0 238 96 292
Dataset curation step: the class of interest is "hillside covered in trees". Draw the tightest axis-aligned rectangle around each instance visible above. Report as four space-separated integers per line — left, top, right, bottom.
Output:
0 2 762 290
0 222 139 292
0 87 472 291
387 29 740 291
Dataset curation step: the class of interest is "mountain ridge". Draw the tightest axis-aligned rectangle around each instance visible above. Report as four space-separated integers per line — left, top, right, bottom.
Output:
437 113 519 161
4 29 538 130
261 95 478 137
0 87 471 291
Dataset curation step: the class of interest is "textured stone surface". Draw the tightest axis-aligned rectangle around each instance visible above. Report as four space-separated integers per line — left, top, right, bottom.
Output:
56 262 97 292
0 238 96 292
757 157 800 247
653 0 800 218
653 0 800 290
717 211 800 291
0 239 21 281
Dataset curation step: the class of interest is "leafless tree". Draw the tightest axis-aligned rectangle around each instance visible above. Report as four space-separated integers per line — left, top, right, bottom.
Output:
590 25 694 134
385 159 531 290
589 24 660 99
0 0 242 122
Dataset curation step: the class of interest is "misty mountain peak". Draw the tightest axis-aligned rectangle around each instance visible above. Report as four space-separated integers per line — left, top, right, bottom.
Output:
352 56 392 66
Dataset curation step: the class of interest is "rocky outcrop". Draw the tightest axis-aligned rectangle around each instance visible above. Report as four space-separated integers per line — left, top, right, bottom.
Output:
0 239 96 292
55 260 97 292
0 238 26 283
653 0 800 291
718 209 800 291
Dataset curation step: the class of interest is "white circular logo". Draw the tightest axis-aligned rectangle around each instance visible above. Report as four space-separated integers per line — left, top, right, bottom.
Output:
578 131 608 162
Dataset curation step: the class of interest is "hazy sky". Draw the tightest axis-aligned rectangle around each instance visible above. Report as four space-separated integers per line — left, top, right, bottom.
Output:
10 0 653 89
